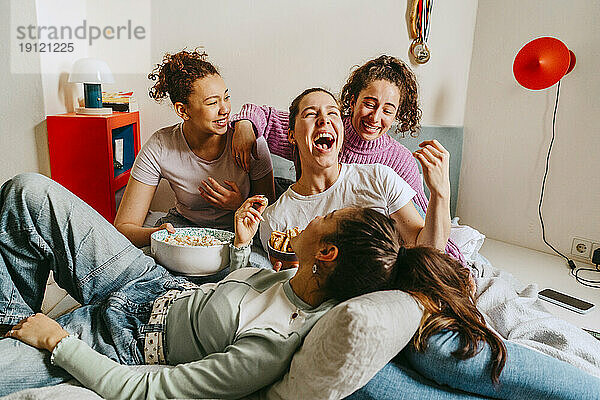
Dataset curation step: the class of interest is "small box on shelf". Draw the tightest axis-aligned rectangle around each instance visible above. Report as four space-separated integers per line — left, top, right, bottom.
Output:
102 91 138 112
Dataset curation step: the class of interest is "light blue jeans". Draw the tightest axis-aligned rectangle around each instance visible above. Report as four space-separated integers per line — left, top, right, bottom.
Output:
347 327 600 399
0 173 190 395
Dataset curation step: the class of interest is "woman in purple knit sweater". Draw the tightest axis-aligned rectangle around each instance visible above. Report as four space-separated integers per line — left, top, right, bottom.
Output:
230 55 464 263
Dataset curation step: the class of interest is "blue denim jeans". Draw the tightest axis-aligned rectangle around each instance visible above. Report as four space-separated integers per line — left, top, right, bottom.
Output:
0 173 189 395
347 330 600 400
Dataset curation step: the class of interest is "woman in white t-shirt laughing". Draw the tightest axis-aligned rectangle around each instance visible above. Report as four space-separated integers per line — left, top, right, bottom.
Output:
114 49 275 249
260 87 451 267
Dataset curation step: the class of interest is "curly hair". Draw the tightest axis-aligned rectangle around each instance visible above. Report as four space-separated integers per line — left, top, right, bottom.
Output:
148 48 219 105
340 55 422 136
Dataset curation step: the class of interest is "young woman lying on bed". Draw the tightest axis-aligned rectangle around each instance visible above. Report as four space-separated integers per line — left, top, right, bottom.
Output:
0 173 577 399
230 54 465 264
258 87 600 399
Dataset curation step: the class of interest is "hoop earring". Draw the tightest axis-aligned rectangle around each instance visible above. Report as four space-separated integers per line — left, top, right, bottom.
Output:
312 264 318 274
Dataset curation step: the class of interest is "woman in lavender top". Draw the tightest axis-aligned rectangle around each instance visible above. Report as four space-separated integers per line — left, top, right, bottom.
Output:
229 55 464 264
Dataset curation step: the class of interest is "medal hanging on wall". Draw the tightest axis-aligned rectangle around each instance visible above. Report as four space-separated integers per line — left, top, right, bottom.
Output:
409 0 433 64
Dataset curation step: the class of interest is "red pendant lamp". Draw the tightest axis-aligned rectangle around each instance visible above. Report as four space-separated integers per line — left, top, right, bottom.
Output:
513 37 575 90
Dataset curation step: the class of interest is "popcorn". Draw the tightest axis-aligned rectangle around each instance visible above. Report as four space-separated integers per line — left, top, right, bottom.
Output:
163 234 227 247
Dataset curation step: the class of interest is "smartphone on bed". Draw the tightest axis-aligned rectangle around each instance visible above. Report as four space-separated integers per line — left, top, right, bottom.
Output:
538 288 595 314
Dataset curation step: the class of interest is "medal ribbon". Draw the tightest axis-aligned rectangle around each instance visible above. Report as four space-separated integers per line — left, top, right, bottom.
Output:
417 0 433 44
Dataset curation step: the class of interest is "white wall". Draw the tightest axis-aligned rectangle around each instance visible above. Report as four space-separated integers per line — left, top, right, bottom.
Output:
2 0 478 203
23 0 477 139
460 1 600 258
0 1 47 184
123 0 478 144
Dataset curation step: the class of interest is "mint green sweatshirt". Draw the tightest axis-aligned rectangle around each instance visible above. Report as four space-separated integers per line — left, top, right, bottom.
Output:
51 246 337 399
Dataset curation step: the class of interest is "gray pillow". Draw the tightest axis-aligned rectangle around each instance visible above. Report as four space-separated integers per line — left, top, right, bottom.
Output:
257 290 423 400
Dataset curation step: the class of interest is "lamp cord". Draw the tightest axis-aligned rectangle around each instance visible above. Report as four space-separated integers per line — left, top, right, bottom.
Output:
539 81 600 288
538 82 564 259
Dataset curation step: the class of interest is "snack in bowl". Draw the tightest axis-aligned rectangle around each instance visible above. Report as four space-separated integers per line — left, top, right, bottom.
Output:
150 227 234 276
162 234 227 247
267 227 301 268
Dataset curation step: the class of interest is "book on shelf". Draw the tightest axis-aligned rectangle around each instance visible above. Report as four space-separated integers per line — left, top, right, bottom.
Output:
102 91 138 112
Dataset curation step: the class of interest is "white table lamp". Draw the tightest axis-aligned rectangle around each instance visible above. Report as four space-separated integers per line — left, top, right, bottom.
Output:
69 58 115 115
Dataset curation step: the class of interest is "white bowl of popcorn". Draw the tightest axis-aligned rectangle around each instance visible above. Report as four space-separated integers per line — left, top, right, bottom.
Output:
150 227 235 276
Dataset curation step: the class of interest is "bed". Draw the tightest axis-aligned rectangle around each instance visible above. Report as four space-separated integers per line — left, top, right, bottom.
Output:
4 126 600 399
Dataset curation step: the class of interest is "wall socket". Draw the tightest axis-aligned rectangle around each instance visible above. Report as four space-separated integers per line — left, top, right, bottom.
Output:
571 237 600 262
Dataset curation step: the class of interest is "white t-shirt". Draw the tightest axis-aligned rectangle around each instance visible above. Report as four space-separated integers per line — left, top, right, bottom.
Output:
131 123 272 231
259 163 417 251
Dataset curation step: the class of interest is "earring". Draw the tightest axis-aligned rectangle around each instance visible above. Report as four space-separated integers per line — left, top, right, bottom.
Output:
312 264 318 274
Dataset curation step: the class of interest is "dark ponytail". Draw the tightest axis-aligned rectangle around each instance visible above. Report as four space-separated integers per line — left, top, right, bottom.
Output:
319 208 506 384
391 247 507 385
320 208 400 302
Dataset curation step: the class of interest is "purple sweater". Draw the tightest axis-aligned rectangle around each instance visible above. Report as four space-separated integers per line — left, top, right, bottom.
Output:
231 103 465 264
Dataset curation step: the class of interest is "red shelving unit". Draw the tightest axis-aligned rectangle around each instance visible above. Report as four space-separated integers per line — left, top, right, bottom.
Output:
46 112 140 222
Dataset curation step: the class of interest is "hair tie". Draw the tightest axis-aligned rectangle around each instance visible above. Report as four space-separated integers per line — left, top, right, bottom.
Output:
388 264 399 286
388 246 407 287
398 246 407 258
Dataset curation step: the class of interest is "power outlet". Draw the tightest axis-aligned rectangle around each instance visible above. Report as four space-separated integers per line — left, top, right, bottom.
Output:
571 237 592 259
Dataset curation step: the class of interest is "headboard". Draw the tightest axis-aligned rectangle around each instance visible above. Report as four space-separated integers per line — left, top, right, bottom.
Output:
272 126 464 217
389 126 463 217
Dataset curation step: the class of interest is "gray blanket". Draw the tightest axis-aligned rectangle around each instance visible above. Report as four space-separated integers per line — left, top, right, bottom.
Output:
474 260 600 378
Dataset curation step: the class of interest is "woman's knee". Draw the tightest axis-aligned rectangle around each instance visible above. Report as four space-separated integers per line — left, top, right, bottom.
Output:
8 173 52 193
2 173 52 202
1 173 54 215
404 330 493 384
